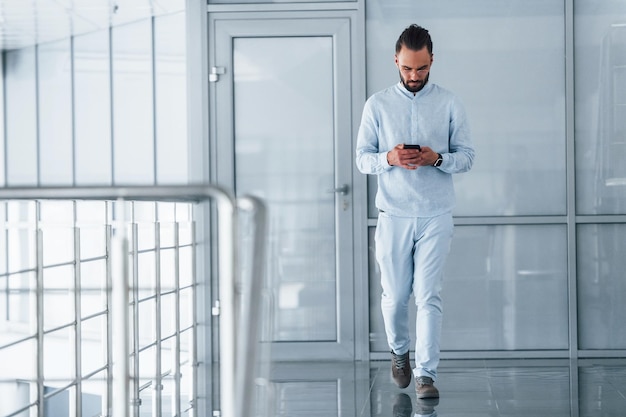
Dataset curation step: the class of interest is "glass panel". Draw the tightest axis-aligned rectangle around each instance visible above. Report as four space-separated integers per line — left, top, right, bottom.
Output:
179 247 193 288
79 226 107 260
179 288 192 330
0 380 32 417
0 338 36 384
179 332 192 413
112 20 154 185
579 365 626 416
44 327 74 382
365 0 566 216
0 55 5 186
369 224 569 352
578 224 626 349
233 36 337 342
80 260 107 317
74 30 112 185
138 347 156 416
81 315 107 375
138 298 156 349
43 265 74 331
38 39 73 185
44 386 70 417
161 292 175 338
42 226 74 266
154 12 188 185
4 47 38 186
82 373 106 417
210 0 354 2
7 272 35 326
575 1 626 214
138 252 156 300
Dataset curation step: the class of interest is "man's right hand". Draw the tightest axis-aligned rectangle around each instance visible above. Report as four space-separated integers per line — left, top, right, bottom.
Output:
387 143 422 170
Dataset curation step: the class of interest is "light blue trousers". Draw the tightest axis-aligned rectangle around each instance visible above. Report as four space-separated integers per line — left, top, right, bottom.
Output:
375 211 454 381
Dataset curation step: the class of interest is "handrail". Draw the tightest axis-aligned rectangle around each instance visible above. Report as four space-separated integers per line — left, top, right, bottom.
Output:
0 185 266 417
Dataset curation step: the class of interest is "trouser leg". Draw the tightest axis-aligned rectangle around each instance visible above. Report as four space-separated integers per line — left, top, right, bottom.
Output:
375 214 414 355
412 213 454 381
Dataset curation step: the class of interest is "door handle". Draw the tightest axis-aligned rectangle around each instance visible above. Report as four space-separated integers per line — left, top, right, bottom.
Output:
327 184 349 195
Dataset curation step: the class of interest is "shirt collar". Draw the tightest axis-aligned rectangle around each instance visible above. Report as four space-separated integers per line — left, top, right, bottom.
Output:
396 81 433 99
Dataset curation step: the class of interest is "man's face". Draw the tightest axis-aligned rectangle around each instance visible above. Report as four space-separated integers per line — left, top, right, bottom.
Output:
395 46 433 93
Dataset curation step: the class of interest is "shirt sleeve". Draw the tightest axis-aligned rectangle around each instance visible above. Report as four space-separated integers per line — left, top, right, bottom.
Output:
355 98 393 175
439 96 475 174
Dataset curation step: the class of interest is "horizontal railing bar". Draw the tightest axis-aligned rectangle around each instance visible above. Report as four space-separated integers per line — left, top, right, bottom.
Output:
42 321 75 334
81 365 109 380
134 244 193 254
139 380 152 392
72 255 108 263
180 325 194 333
80 310 108 322
0 333 37 350
137 341 157 354
3 287 103 294
43 380 77 399
0 257 108 278
0 185 234 204
136 294 158 304
0 267 37 277
4 402 36 417
80 365 109 381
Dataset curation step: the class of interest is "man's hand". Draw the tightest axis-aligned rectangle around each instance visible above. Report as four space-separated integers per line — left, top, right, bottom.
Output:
387 144 440 169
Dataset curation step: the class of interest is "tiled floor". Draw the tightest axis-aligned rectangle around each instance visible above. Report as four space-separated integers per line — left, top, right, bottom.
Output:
266 358 626 416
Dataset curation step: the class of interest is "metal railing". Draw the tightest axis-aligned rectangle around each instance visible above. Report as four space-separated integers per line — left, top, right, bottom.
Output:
0 185 267 417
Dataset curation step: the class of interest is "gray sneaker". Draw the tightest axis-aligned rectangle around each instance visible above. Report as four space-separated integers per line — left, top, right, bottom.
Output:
415 376 439 399
391 350 412 388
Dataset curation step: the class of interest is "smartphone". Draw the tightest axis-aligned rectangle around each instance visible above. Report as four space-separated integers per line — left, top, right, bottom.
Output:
404 144 421 150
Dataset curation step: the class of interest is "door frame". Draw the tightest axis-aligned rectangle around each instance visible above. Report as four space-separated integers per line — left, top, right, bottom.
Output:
207 10 369 361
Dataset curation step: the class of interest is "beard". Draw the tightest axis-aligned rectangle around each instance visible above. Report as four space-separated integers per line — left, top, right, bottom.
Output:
399 71 429 93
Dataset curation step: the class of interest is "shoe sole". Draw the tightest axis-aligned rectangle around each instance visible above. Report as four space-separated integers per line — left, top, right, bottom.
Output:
416 391 439 399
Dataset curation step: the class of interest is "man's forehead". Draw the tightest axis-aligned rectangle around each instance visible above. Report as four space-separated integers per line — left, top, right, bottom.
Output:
396 48 432 65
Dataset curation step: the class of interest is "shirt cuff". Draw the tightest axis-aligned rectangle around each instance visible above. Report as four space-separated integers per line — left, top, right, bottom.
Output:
380 151 392 169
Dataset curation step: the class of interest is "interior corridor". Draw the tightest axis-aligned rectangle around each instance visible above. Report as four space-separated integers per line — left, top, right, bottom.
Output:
268 358 626 416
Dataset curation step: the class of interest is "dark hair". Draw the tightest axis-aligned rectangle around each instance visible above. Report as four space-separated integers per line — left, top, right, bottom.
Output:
395 24 433 55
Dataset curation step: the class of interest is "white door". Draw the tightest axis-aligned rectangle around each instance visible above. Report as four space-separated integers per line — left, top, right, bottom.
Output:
211 14 357 360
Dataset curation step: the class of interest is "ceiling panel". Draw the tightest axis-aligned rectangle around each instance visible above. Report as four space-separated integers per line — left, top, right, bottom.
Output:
0 0 185 51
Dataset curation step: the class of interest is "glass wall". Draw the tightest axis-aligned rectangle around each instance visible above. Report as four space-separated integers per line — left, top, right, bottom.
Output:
1 12 188 187
575 1 626 352
365 0 566 218
575 1 626 215
74 30 113 185
0 9 195 417
366 0 626 356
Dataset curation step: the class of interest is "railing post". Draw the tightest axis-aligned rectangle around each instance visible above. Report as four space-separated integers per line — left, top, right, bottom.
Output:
215 197 237 417
111 202 130 417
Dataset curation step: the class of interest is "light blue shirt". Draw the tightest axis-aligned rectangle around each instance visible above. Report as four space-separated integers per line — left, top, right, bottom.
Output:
356 82 475 217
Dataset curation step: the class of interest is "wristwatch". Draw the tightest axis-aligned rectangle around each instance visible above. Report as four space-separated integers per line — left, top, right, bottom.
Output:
433 153 443 167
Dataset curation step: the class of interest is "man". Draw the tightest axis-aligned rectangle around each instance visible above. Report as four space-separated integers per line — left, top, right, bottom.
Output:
356 24 474 399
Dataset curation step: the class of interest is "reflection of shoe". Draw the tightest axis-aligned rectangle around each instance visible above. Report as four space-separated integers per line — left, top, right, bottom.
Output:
414 397 439 416
415 376 439 399
391 350 412 388
392 393 413 417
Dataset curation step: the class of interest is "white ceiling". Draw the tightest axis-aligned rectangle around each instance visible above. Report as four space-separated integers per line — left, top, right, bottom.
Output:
0 0 185 51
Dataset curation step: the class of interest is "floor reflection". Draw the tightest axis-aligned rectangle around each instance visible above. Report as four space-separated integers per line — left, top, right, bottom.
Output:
265 358 626 416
